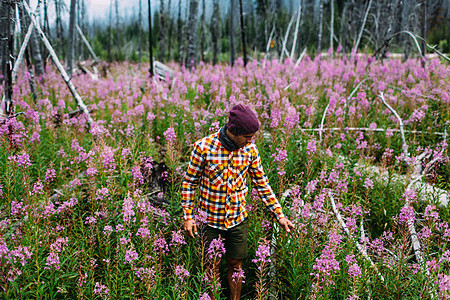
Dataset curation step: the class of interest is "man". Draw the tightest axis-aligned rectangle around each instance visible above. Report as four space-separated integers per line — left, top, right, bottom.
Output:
181 104 294 299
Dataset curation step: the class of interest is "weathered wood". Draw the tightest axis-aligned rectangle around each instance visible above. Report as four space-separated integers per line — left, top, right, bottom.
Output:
23 1 94 127
280 8 296 62
76 24 98 62
329 191 385 282
379 92 408 156
238 0 247 66
354 0 372 52
12 22 34 85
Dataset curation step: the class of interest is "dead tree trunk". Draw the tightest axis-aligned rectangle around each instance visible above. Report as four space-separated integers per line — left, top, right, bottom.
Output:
167 0 173 60
317 0 323 54
421 0 427 57
239 0 247 66
354 0 373 52
177 0 183 64
43 0 50 38
230 0 235 67
186 0 198 70
211 0 219 65
67 0 77 77
115 0 121 57
23 0 44 76
159 0 165 62
55 0 65 60
148 0 154 77
329 0 334 57
2 0 13 116
108 0 112 61
138 0 142 65
18 2 37 100
200 0 205 62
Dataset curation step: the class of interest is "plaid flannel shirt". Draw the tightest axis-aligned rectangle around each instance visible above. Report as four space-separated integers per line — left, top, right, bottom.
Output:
181 132 285 230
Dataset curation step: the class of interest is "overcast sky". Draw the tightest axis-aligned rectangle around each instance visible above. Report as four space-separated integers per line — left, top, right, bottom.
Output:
28 0 166 27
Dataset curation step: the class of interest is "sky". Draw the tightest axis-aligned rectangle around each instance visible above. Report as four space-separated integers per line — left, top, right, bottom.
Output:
28 0 165 27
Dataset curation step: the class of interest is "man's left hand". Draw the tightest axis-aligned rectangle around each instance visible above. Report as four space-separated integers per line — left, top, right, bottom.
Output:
278 217 295 234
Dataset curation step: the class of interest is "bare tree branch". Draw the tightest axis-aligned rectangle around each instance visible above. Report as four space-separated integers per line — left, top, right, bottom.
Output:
328 191 385 282
379 92 408 156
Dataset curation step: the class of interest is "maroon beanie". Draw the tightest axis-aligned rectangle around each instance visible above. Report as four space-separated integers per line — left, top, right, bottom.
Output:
226 104 260 135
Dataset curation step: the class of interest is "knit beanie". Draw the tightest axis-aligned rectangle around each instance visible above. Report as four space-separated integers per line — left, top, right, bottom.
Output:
226 104 260 135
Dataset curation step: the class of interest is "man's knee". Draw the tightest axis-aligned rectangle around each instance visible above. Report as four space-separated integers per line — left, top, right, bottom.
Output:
226 256 242 270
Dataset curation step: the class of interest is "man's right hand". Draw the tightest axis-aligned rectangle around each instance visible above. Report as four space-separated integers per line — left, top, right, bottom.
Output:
183 219 198 238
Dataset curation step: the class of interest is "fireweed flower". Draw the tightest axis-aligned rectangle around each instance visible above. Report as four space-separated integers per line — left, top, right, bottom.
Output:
164 127 177 142
207 238 226 260
86 167 98 177
84 216 96 225
122 147 132 158
45 252 60 270
252 239 271 264
398 206 415 224
124 249 139 264
199 292 211 300
132 166 144 185
136 226 151 238
232 268 245 283
154 236 169 254
170 230 186 248
363 178 374 190
45 168 56 182
348 263 362 278
93 282 110 296
306 139 317 155
424 205 440 222
11 200 27 217
96 188 109 200
122 196 135 223
103 225 114 236
120 237 130 245
8 153 32 168
175 265 190 282
135 266 156 281
305 180 318 194
438 274 450 295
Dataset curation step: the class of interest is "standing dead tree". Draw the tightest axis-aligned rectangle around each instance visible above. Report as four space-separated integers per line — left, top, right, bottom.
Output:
186 0 198 70
177 0 183 64
115 0 121 57
1 0 13 117
239 0 247 66
199 0 205 62
159 0 166 62
353 0 372 52
67 0 77 78
210 0 219 65
329 0 334 56
229 0 235 67
317 0 324 54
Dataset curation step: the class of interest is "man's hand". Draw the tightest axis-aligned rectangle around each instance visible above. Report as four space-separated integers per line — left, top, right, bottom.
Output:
278 217 295 234
183 219 198 238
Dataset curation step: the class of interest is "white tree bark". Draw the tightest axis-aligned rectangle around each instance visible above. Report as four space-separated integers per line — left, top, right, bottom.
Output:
23 1 94 127
354 0 372 52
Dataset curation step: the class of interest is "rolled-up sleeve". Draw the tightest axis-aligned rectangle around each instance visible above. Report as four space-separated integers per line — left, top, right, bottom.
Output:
181 141 205 220
248 147 285 221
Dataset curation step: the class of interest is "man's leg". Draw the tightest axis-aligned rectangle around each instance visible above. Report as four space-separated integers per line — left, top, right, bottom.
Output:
226 256 243 300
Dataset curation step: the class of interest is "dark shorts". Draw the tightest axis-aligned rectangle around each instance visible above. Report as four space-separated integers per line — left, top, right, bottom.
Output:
203 219 248 260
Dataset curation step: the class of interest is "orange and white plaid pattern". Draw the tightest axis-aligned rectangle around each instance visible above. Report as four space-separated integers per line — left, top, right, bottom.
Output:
182 132 285 230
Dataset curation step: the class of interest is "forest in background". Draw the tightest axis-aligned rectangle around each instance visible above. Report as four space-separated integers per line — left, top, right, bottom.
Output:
0 0 449 76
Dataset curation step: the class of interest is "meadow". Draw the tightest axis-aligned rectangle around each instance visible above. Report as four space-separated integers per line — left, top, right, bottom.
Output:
0 53 449 299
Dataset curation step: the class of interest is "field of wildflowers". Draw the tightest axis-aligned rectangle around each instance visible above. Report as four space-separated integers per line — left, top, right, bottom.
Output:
0 53 449 299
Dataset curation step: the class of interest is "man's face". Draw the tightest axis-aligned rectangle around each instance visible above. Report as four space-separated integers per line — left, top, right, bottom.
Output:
229 131 256 148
